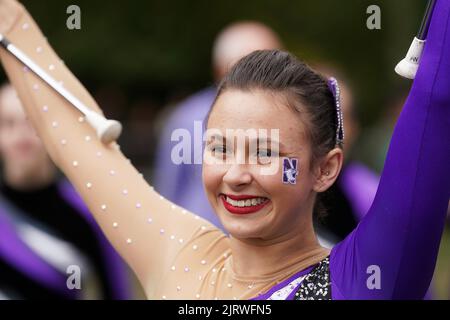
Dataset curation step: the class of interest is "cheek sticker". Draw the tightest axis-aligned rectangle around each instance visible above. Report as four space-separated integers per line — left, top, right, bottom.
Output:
282 157 299 184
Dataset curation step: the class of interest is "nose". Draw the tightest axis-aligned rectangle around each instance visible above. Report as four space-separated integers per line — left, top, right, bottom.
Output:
223 163 253 188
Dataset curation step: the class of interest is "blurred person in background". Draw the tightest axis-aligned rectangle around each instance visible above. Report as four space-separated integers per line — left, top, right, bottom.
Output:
355 91 407 174
154 21 282 231
0 83 131 299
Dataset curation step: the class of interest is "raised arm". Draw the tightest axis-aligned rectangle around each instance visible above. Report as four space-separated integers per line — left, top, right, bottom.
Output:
0 0 219 297
330 0 450 299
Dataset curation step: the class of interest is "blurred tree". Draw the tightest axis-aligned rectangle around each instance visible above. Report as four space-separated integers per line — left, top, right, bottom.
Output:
0 0 423 125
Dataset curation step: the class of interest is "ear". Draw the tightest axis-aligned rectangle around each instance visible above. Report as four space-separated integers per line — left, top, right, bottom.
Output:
312 148 344 193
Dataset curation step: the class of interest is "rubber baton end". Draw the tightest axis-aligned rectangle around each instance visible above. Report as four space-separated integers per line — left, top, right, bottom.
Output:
85 110 122 144
395 37 425 79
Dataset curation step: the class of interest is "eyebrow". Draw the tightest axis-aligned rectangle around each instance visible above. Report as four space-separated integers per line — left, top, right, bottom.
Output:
205 133 286 149
206 133 223 140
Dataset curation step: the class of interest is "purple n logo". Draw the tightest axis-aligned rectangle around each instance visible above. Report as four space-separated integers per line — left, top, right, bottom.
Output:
282 157 298 184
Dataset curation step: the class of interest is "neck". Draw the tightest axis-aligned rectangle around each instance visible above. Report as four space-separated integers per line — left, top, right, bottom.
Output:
3 160 56 191
229 216 324 279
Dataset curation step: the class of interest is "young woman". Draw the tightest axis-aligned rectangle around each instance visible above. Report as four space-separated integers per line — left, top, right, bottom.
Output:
0 0 448 299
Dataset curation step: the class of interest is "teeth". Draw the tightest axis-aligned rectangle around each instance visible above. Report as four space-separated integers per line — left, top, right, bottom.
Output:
225 196 267 207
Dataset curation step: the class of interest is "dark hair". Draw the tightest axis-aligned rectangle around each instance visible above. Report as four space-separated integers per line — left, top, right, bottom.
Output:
207 49 343 219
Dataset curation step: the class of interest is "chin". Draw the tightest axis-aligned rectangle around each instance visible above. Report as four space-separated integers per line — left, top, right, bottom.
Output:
226 226 264 240
219 212 271 240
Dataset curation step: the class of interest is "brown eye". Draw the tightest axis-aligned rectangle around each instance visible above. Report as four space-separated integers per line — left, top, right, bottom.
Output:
212 146 226 154
208 145 228 160
257 149 278 158
257 149 271 158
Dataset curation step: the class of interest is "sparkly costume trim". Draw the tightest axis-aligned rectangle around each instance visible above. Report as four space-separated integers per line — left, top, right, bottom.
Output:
266 274 308 300
294 256 331 300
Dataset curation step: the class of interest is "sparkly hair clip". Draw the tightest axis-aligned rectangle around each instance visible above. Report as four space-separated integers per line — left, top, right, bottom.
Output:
327 77 344 146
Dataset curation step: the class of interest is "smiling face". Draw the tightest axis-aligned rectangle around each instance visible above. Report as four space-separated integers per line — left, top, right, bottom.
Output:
203 89 318 240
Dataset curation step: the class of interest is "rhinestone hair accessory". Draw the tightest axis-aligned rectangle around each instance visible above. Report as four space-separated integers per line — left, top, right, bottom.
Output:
327 77 344 146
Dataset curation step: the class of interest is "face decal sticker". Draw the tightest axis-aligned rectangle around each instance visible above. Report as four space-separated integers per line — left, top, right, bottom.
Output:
282 157 299 184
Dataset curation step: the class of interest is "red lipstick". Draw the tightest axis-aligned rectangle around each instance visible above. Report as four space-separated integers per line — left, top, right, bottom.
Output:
220 194 270 215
